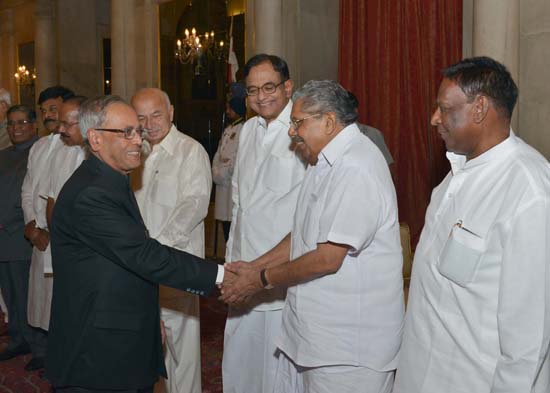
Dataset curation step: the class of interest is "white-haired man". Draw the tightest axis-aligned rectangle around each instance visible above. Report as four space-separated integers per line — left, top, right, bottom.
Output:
131 88 211 393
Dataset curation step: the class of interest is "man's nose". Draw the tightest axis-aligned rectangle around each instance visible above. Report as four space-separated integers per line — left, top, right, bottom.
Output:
430 108 441 126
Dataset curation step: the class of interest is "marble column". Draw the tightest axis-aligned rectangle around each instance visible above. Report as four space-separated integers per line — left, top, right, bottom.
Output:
34 0 58 97
111 0 159 101
472 0 520 129
0 9 16 99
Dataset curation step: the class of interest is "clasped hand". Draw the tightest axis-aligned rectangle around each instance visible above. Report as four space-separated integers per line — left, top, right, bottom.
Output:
218 261 263 307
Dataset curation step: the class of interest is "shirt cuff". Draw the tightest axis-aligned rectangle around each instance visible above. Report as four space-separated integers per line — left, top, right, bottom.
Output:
215 265 225 284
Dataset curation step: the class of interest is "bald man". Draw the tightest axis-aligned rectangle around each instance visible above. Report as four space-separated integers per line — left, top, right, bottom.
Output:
131 88 212 393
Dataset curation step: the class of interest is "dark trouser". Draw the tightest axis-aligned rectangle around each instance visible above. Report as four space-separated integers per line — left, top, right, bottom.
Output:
222 221 231 242
55 386 154 393
0 259 33 350
30 326 48 358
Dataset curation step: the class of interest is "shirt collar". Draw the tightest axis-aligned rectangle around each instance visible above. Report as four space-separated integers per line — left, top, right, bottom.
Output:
447 128 518 174
318 123 360 167
257 100 293 130
14 135 39 151
154 124 178 156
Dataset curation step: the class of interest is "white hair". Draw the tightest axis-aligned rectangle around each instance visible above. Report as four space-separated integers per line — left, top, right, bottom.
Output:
0 88 12 106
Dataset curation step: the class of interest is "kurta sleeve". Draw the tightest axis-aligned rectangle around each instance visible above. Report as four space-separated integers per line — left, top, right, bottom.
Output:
225 136 241 263
491 198 550 393
155 143 212 250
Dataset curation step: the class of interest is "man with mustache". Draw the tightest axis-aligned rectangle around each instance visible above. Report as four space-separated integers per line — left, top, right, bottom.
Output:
131 88 212 393
0 105 38 363
393 57 550 393
20 85 74 371
46 95 230 392
222 54 307 393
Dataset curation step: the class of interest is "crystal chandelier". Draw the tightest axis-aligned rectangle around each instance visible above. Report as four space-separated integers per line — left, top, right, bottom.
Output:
175 27 226 71
14 65 36 85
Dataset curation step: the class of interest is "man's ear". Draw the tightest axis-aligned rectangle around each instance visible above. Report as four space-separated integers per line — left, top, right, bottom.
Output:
284 79 294 99
169 105 174 122
473 95 490 124
324 112 337 135
87 129 101 152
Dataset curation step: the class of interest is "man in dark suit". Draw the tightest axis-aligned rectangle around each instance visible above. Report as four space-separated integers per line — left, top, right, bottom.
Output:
0 105 38 361
46 95 229 393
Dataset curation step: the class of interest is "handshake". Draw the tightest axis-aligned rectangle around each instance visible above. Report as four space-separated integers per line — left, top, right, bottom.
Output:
218 261 266 307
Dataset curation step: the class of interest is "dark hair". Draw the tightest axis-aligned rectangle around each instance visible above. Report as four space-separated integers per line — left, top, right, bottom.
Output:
38 86 75 105
7 104 36 122
293 80 358 126
243 54 290 81
443 56 518 119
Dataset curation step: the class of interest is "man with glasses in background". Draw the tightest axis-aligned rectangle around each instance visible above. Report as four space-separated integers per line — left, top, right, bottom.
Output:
46 95 230 392
131 87 211 393
20 85 74 371
0 105 39 362
222 54 306 393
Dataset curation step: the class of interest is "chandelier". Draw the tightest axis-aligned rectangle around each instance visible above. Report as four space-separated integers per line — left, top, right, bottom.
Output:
14 65 36 85
175 27 226 71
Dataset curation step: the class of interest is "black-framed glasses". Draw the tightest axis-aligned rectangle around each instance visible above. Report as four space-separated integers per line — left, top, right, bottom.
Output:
289 113 322 129
246 80 287 96
7 119 33 128
94 126 148 140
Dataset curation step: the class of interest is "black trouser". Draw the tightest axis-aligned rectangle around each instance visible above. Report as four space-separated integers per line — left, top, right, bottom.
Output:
0 259 33 350
55 386 154 393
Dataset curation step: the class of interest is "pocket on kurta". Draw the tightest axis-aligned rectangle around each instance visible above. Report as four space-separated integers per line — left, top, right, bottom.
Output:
262 156 293 193
438 224 486 287
152 177 177 207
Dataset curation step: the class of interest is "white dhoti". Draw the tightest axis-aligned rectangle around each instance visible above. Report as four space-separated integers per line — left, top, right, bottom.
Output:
0 291 7 322
222 308 283 393
161 287 201 393
27 245 52 330
273 351 394 393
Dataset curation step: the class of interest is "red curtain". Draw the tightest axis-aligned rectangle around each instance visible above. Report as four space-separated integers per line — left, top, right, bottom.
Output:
339 0 462 244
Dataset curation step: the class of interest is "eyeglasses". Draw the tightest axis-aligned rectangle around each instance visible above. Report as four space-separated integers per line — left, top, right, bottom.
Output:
94 126 148 140
59 121 79 129
246 80 287 96
289 113 322 129
7 119 33 127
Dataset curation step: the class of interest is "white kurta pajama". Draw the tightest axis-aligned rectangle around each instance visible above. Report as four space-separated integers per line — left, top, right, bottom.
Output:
274 124 404 393
394 131 550 393
212 119 242 222
223 101 307 393
133 125 211 393
21 133 61 330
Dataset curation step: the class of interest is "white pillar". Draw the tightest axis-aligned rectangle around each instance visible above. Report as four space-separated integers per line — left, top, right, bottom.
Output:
253 0 283 56
472 0 519 129
34 0 57 96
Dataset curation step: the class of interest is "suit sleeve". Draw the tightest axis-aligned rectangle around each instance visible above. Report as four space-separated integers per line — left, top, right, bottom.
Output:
21 147 35 225
73 185 218 295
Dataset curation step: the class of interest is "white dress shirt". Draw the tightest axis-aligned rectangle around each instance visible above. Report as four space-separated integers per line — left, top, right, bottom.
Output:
226 100 307 311
394 131 550 393
212 119 243 221
277 124 404 370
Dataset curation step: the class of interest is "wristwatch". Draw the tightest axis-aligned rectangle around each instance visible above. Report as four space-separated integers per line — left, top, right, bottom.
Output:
260 268 274 290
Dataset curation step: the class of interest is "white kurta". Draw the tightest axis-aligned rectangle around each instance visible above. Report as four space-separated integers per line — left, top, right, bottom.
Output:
21 133 61 330
133 125 211 393
278 124 404 372
394 132 550 393
212 119 243 221
223 100 307 393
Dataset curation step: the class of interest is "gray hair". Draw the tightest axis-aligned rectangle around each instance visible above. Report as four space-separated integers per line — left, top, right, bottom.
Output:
79 95 127 140
292 80 358 126
0 88 11 106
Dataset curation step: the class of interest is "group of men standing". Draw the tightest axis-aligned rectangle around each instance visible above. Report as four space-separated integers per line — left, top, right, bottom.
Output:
0 52 549 393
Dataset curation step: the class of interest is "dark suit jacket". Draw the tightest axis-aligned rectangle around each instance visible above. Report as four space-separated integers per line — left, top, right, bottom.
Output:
0 138 37 261
45 154 218 390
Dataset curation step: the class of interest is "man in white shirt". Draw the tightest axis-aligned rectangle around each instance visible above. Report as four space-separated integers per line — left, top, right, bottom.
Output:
212 96 246 241
393 57 550 393
222 80 404 393
222 54 306 393
21 86 74 371
26 96 87 364
131 87 211 393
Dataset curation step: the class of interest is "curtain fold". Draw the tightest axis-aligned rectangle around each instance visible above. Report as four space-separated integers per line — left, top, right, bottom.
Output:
339 0 462 244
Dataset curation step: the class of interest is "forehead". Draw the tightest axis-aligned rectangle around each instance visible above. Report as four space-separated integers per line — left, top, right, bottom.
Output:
246 62 281 85
104 102 139 126
8 110 29 120
133 90 167 112
290 99 306 117
60 102 79 117
40 97 62 108
437 78 467 103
